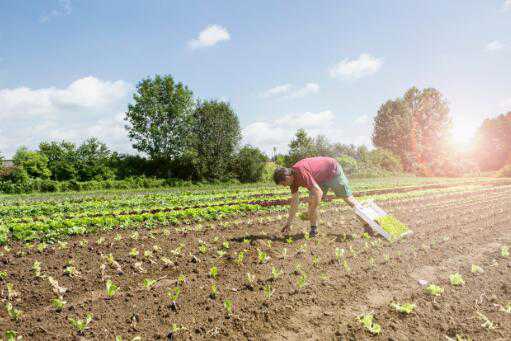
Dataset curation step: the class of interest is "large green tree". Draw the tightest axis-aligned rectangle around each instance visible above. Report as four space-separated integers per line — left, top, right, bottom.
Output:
474 111 511 171
285 129 314 166
12 147 51 180
125 75 195 161
191 100 241 179
233 145 267 183
38 141 78 181
372 87 451 174
76 138 115 181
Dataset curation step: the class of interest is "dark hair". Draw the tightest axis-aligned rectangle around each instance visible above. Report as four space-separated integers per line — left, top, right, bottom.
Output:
273 167 292 184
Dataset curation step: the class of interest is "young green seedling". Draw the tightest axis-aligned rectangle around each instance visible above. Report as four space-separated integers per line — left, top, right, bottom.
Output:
143 278 157 289
449 273 465 286
224 299 233 316
32 260 42 278
4 330 19 341
358 313 381 335
342 259 351 272
335 247 345 263
0 271 7 280
51 297 67 311
106 279 119 298
209 266 219 279
257 249 269 264
263 284 274 299
210 283 218 299
501 246 509 258
177 274 186 285
286 236 293 244
477 312 496 330
68 313 93 335
166 287 181 309
129 248 139 257
235 251 245 266
198 243 208 254
271 266 283 280
425 284 444 296
390 302 415 314
5 302 22 321
297 274 308 289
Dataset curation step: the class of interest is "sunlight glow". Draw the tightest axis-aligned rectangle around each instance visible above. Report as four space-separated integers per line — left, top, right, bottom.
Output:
451 122 477 150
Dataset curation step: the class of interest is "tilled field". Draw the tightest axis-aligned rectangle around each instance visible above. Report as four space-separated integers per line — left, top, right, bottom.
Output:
1 184 510 340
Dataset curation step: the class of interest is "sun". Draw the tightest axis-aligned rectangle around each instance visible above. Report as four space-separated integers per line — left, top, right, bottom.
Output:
451 122 477 151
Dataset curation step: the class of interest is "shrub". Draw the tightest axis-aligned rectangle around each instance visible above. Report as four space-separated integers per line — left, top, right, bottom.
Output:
233 146 267 183
498 164 511 178
337 156 358 176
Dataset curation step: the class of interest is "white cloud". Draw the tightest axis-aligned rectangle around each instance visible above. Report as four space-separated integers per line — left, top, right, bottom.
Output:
40 0 72 23
188 25 230 49
485 40 504 51
242 110 371 153
329 53 383 79
260 84 292 98
260 83 320 99
0 76 129 120
355 114 369 124
503 0 511 11
0 77 133 157
286 83 320 99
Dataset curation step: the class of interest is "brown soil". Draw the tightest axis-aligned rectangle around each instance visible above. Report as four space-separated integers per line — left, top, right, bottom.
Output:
1 185 510 340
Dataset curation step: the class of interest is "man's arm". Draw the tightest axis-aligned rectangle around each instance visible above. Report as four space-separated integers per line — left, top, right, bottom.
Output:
285 191 300 227
308 184 323 227
343 195 358 208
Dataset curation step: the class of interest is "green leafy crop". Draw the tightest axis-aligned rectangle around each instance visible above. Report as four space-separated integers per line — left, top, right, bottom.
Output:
425 284 444 296
375 214 410 240
449 273 465 286
390 302 415 314
358 313 381 335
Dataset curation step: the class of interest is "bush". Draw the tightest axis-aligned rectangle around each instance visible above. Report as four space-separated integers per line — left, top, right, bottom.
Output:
337 156 358 176
368 148 403 172
498 164 511 178
233 146 267 183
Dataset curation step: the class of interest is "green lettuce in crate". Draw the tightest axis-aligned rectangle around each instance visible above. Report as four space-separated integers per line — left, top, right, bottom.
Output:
375 215 409 241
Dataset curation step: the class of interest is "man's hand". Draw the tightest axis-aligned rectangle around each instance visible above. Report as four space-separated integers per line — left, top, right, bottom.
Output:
281 222 291 235
345 195 359 208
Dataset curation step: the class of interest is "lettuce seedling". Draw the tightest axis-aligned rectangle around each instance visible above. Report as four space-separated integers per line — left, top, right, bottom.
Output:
5 302 22 321
4 330 19 341
224 299 233 316
222 241 230 249
263 284 274 299
235 251 245 266
32 260 42 278
449 273 465 286
297 274 307 289
271 267 283 280
286 236 293 244
425 284 444 296
335 247 345 263
51 297 67 311
358 313 381 335
390 302 415 314
129 248 139 257
342 259 351 272
257 249 269 264
106 279 119 298
114 234 122 241
0 271 7 280
6 283 19 300
500 302 511 314
177 274 186 285
69 313 93 334
143 278 157 289
477 312 496 330
210 283 218 299
198 243 208 254
501 246 509 258
167 287 181 308
209 266 218 279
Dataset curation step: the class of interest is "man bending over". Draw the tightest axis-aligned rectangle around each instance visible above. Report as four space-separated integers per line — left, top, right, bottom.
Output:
273 156 357 237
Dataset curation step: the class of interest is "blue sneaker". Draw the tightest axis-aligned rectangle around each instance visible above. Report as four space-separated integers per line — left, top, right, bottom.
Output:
309 225 318 237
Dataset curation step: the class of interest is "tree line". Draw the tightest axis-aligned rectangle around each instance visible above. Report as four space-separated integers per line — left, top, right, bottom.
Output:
1 76 510 193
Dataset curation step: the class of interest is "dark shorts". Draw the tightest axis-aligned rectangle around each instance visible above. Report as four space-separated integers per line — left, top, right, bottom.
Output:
319 166 352 198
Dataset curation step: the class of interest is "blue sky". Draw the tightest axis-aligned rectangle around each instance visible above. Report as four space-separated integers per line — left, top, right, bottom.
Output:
0 0 510 157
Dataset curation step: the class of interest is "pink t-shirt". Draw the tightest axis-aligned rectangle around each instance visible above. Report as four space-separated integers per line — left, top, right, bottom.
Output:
290 156 339 193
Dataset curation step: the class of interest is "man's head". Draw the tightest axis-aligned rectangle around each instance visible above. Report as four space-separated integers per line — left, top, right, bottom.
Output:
273 167 294 186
